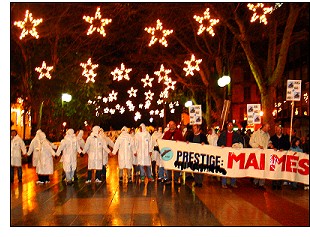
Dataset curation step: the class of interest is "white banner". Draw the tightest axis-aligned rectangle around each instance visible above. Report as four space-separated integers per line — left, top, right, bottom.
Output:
157 139 309 185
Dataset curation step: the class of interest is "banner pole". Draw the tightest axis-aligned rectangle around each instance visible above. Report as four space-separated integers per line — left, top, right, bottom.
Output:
289 101 294 143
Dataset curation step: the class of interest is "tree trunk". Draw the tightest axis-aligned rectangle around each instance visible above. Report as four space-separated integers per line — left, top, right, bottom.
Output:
261 86 276 135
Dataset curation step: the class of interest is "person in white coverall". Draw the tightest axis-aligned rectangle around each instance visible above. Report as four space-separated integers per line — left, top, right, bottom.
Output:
134 123 154 182
151 127 165 181
112 126 136 183
11 130 27 183
83 126 112 183
99 128 114 180
56 129 82 185
35 132 56 184
27 129 43 167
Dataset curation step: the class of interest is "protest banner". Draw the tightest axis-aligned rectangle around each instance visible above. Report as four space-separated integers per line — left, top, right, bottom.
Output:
157 139 309 185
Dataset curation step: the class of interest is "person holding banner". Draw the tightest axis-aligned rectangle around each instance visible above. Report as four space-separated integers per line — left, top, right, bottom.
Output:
186 124 208 187
270 125 290 190
162 120 185 185
217 121 243 189
249 123 274 190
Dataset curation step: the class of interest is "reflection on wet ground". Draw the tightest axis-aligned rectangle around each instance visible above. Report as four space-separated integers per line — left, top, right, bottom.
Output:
11 155 309 226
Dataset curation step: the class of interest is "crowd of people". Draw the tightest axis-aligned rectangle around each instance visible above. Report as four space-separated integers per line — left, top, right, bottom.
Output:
10 120 309 191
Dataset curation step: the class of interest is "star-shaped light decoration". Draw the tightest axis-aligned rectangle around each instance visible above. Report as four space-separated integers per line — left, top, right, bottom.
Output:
150 110 155 116
83 7 112 37
35 61 53 80
144 90 154 101
155 109 159 115
247 3 274 25
109 108 116 115
157 99 164 105
111 63 132 81
159 90 169 99
115 104 121 110
134 111 141 121
127 87 138 98
193 8 219 36
154 64 171 83
141 74 154 88
108 90 118 102
104 107 110 113
183 54 202 76
145 100 152 109
80 58 99 83
145 19 173 47
164 78 177 91
159 109 165 118
102 97 108 103
139 104 144 109
14 10 43 40
119 106 126 114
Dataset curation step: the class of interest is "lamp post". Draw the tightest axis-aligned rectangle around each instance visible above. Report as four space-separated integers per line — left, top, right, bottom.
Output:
218 75 231 130
61 93 72 136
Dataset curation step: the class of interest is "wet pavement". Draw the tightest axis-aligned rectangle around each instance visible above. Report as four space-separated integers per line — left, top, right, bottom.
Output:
10 154 309 228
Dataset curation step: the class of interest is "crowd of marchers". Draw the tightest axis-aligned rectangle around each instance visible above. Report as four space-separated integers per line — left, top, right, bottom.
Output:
11 120 309 191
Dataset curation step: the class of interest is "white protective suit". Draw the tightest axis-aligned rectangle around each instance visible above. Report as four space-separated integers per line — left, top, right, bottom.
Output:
151 129 163 166
11 133 27 167
112 126 136 169
76 130 85 149
83 126 111 170
27 129 43 167
36 132 56 175
207 128 219 146
135 123 152 166
99 128 114 166
56 129 82 172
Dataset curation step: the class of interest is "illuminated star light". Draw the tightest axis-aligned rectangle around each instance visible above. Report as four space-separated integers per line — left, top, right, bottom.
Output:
14 10 43 40
159 109 165 118
144 90 155 101
145 19 173 47
157 99 163 105
115 104 121 110
111 63 132 81
155 109 159 115
141 74 154 88
134 111 142 121
83 7 112 37
80 58 99 83
104 107 110 113
150 110 155 115
139 104 144 109
193 8 219 36
35 61 53 80
109 108 116 115
102 97 108 103
164 78 176 91
170 108 175 113
154 64 171 83
108 90 118 102
119 106 126 114
160 90 169 99
145 100 152 109
183 54 202 76
247 3 274 25
127 87 138 97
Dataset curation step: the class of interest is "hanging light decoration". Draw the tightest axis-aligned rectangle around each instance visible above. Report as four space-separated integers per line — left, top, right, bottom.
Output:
35 61 53 80
14 10 43 40
154 64 171 83
83 7 112 37
141 74 154 88
144 90 154 101
108 90 118 102
127 87 138 97
145 19 173 47
183 54 202 76
80 58 99 83
193 8 219 36
111 63 132 81
247 3 274 25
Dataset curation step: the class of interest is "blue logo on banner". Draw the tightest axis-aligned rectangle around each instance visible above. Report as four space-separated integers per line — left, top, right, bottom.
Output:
160 147 173 161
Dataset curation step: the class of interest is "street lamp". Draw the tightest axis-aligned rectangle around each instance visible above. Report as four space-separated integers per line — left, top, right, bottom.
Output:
61 93 72 136
185 100 193 108
218 75 231 130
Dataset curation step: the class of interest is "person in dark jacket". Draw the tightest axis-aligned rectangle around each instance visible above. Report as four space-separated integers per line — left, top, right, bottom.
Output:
217 121 244 189
186 124 208 187
270 125 290 190
162 120 185 185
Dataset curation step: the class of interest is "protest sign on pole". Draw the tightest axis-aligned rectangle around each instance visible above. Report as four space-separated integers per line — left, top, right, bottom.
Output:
189 105 202 125
286 80 302 142
247 104 261 125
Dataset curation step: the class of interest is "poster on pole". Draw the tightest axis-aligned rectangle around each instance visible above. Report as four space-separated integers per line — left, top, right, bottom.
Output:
286 80 302 101
189 105 202 125
247 104 261 124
